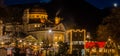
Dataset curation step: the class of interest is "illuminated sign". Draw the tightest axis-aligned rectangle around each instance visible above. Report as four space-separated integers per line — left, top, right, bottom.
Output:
85 42 105 48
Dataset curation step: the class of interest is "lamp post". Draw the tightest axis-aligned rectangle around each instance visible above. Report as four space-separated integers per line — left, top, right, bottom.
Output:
48 29 52 33
19 40 22 47
44 29 52 56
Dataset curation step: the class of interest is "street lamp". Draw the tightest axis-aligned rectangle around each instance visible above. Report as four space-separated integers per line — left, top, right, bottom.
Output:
19 40 22 47
19 40 22 42
48 29 52 33
44 29 52 56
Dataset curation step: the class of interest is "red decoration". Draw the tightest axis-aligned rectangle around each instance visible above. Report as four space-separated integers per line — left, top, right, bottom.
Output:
85 41 105 48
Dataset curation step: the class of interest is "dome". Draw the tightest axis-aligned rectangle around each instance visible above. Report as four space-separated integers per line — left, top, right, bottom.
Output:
23 5 48 24
29 6 47 14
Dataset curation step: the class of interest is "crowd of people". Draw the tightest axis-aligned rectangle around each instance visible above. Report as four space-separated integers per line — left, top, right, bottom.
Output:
0 45 45 56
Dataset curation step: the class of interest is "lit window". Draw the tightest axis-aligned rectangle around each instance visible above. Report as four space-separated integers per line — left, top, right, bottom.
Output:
37 15 39 17
73 41 78 45
41 16 43 18
32 15 34 18
38 24 40 27
34 24 37 27
43 16 45 18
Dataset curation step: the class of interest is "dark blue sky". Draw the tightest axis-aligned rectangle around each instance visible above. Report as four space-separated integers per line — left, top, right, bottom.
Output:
4 0 51 5
85 0 120 9
4 0 120 9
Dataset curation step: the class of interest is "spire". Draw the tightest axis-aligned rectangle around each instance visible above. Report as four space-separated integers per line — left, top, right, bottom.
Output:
55 8 61 25
55 8 61 16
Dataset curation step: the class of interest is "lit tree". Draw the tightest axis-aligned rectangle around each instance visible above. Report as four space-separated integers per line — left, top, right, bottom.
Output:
97 8 120 42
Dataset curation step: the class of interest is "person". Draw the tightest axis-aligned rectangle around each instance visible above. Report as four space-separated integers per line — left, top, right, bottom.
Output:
13 46 20 56
26 47 32 56
72 49 78 56
20 48 26 56
81 49 85 56
0 47 7 56
7 46 13 56
39 51 44 56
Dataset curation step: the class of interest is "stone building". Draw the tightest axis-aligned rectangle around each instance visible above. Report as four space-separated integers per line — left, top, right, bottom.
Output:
1 6 67 46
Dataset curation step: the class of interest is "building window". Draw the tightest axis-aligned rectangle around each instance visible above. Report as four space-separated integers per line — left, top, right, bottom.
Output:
34 24 37 27
73 41 78 45
32 15 34 18
37 15 39 17
38 24 40 27
34 24 40 27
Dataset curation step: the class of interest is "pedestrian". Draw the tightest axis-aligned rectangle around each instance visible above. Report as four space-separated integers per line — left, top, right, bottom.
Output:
13 46 20 56
81 49 85 56
7 46 13 56
26 47 32 56
0 47 7 56
39 51 44 56
20 48 26 56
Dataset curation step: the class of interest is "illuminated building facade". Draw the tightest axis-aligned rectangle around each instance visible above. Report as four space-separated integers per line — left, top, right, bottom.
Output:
66 29 86 54
1 6 66 45
0 4 88 55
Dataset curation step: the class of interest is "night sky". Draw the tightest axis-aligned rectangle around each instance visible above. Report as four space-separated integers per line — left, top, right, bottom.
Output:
85 0 120 9
4 0 120 9
4 0 51 5
3 0 119 33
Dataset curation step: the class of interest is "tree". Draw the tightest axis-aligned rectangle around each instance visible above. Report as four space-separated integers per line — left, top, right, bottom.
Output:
97 8 120 42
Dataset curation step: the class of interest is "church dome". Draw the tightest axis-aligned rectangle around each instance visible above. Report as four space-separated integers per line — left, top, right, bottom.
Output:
23 5 48 24
29 6 47 14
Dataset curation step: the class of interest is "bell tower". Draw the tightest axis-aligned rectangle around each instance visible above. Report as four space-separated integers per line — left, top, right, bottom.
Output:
55 9 61 25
